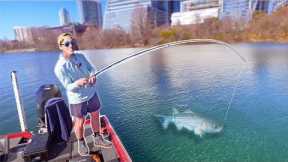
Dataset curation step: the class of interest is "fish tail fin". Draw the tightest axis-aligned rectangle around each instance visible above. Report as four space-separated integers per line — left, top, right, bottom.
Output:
163 118 172 129
154 115 171 129
194 128 204 137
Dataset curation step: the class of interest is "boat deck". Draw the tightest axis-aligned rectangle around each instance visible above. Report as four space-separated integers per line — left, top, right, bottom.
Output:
2 116 130 162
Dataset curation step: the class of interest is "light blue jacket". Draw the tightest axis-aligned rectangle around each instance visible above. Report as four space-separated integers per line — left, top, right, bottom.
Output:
54 53 97 104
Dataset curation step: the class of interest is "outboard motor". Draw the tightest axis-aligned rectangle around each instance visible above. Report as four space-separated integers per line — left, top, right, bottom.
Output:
22 84 71 161
36 84 61 128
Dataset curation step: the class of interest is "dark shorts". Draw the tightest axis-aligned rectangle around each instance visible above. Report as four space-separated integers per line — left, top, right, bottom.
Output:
69 94 101 118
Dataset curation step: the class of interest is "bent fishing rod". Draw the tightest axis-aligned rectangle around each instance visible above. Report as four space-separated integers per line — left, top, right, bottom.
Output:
94 39 247 77
93 39 248 122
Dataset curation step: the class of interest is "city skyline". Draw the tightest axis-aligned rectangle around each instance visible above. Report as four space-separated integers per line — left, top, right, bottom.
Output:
0 0 106 40
1 0 288 40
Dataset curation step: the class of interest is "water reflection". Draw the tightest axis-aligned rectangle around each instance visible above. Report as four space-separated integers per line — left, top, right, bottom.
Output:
149 49 172 99
237 44 288 128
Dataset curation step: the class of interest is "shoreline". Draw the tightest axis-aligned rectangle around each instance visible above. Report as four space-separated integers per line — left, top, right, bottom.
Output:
1 48 37 53
1 41 288 53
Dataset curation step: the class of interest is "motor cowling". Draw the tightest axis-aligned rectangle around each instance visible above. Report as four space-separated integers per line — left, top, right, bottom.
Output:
36 84 61 128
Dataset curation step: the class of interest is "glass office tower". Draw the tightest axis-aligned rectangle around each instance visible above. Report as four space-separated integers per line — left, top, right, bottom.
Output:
103 0 180 31
77 0 102 27
254 0 288 14
220 0 288 22
220 0 253 21
181 0 219 12
59 8 71 26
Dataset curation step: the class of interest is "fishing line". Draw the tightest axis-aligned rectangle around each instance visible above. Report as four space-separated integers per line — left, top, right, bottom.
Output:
223 64 246 121
187 65 245 123
93 39 247 122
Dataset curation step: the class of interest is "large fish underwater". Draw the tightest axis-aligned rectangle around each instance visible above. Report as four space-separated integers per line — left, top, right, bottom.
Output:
155 108 223 137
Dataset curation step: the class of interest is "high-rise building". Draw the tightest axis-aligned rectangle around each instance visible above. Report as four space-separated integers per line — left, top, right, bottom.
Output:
103 0 180 31
254 0 288 14
220 0 254 22
14 25 87 43
171 0 219 25
181 0 219 12
59 8 71 26
171 0 181 13
14 27 34 42
220 0 288 22
152 1 170 26
168 1 181 23
77 0 102 27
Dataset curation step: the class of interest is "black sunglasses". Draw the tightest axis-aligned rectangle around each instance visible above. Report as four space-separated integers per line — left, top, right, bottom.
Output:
61 40 77 47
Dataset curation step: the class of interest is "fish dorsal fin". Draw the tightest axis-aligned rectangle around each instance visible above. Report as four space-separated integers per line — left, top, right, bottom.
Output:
183 109 196 115
172 108 179 120
172 108 179 115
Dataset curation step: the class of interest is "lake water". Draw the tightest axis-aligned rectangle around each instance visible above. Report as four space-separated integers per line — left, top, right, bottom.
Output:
1 43 288 161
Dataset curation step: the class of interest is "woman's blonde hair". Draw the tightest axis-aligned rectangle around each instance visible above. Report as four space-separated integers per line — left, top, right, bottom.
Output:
57 33 73 46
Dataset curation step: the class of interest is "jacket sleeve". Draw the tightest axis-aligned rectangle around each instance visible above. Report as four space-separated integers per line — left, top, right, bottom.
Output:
80 54 97 75
54 66 79 92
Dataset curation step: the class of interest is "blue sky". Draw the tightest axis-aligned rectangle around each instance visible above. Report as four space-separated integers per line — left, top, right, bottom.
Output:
0 0 106 40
